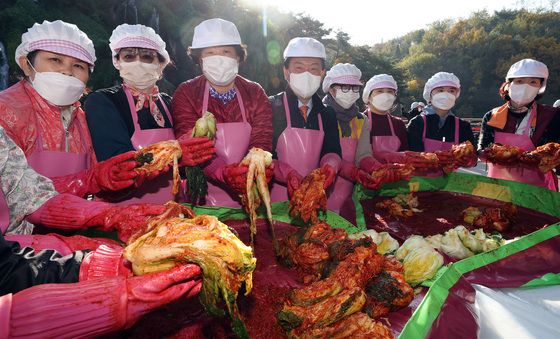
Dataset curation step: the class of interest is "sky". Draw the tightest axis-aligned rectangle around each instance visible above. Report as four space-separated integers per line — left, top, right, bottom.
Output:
243 0 554 45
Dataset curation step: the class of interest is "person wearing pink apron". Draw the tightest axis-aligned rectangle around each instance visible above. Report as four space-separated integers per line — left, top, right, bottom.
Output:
0 123 163 257
407 72 476 175
420 113 460 152
85 24 215 205
329 120 360 217
0 134 201 336
355 74 409 170
199 81 252 207
479 59 558 190
26 105 91 178
269 37 342 202
270 93 328 201
171 19 273 207
322 63 369 222
0 21 142 199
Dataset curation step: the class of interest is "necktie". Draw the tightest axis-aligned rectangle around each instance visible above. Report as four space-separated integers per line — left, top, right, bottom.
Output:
299 105 309 121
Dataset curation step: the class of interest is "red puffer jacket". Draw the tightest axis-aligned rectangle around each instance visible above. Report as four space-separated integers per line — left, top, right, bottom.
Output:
0 81 95 161
0 81 100 198
171 75 273 152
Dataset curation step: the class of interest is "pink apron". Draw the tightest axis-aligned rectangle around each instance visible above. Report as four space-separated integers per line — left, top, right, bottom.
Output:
368 110 402 156
2 105 90 236
0 188 27 248
203 82 252 207
109 86 176 204
421 114 459 152
26 114 90 178
419 114 460 176
271 94 324 202
327 119 358 213
487 107 557 190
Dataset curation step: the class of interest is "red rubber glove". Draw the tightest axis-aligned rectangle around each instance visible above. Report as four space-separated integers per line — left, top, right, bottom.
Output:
457 153 479 168
404 151 439 170
79 245 132 281
338 160 357 181
51 151 138 197
358 156 382 173
134 164 170 188
373 163 414 183
381 168 402 183
124 265 202 326
352 168 382 190
376 151 407 164
92 151 139 192
178 135 215 166
320 164 337 189
1 265 202 338
287 170 302 198
223 164 249 194
26 195 165 243
86 204 167 243
223 162 275 194
435 151 454 167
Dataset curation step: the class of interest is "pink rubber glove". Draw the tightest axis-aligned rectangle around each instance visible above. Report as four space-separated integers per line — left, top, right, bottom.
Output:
3 234 121 257
0 265 202 338
79 245 132 281
26 194 166 243
286 170 303 198
177 135 215 166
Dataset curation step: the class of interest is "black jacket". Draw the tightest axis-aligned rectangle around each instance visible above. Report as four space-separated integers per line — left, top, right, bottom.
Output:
406 107 422 120
0 233 86 295
407 113 475 152
478 103 560 152
84 85 173 161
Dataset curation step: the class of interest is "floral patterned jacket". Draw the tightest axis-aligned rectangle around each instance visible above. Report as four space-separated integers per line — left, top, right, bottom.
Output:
0 125 56 234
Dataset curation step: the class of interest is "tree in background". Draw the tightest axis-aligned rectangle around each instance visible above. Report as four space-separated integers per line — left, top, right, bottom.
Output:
376 9 560 117
1 1 559 117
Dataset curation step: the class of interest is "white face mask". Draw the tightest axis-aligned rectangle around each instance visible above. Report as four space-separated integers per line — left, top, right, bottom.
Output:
289 71 322 99
118 61 162 90
508 83 539 107
334 89 359 109
370 93 396 112
202 55 238 87
30 69 86 106
431 92 456 110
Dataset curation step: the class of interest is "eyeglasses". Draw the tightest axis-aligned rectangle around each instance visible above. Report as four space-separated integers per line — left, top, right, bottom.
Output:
334 84 361 93
117 48 159 63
